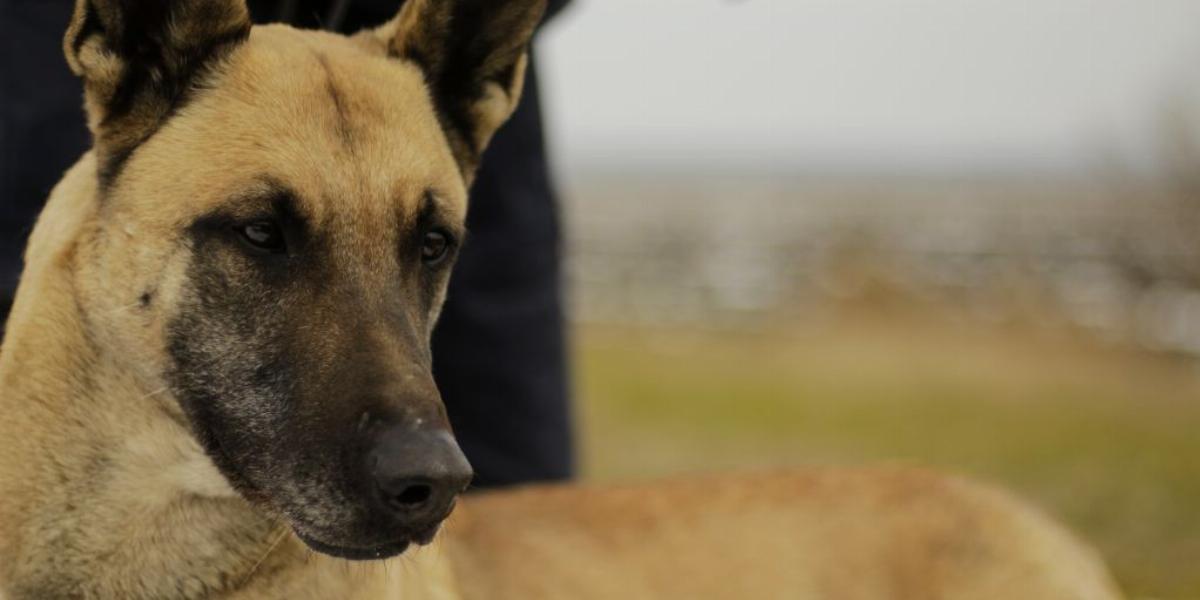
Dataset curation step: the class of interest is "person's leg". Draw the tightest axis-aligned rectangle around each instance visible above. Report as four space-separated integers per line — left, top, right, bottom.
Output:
0 1 91 335
430 60 575 489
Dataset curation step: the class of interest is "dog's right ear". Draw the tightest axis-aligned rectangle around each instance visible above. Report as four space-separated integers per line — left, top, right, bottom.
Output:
64 0 252 185
372 0 548 185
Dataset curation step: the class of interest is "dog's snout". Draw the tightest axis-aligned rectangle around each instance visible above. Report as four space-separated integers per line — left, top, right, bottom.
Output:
368 425 472 532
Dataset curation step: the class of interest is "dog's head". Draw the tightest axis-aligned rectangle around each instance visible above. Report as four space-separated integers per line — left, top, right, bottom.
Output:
62 0 545 559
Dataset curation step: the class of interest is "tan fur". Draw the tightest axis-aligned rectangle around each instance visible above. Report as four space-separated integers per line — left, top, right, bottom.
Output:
447 469 1122 600
0 3 1122 599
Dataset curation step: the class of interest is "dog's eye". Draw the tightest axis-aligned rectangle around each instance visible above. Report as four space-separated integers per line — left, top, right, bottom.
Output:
421 230 452 265
238 221 286 253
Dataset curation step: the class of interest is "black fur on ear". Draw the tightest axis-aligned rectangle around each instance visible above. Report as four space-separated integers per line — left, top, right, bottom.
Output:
380 0 548 183
64 0 252 187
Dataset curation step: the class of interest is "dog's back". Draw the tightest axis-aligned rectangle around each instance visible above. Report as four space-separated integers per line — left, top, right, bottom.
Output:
446 467 1121 600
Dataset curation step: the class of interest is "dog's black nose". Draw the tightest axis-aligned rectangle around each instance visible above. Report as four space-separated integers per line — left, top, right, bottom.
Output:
368 426 473 531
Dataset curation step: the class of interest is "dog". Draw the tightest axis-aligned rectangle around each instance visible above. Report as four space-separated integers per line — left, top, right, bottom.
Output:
0 0 1124 598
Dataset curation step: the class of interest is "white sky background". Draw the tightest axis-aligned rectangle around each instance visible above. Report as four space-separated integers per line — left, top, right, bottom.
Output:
537 0 1200 176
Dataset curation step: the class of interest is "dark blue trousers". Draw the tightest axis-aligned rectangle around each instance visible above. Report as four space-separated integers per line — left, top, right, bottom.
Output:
0 0 574 489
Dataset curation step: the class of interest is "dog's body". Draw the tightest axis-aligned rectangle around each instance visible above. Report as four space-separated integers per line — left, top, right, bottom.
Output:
0 1 1122 598
450 469 1123 600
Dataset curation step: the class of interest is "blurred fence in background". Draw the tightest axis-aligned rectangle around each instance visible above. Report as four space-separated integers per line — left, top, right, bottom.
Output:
563 170 1200 357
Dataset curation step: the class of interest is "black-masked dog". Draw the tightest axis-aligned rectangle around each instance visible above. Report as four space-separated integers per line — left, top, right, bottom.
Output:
0 1 1125 598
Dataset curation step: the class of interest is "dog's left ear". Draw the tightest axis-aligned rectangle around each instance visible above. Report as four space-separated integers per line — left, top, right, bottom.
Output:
374 0 548 183
64 0 252 184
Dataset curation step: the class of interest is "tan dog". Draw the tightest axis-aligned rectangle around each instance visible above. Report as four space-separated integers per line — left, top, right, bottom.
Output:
0 0 1123 598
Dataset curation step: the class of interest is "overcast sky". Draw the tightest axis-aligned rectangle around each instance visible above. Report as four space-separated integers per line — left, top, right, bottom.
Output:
538 0 1200 175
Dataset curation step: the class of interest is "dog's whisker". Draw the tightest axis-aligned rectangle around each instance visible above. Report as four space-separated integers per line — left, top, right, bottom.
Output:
138 386 169 401
239 524 290 588
433 531 448 563
107 301 144 315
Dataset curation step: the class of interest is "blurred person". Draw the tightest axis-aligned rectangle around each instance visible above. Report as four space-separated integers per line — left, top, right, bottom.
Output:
0 0 573 489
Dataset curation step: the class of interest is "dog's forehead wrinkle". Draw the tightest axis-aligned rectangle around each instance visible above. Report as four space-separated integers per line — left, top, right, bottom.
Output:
311 50 355 150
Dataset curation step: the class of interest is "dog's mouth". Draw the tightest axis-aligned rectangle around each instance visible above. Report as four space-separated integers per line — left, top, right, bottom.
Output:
292 522 443 561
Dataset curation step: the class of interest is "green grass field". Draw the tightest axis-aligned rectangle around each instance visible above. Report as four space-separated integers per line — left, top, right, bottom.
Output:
574 317 1200 599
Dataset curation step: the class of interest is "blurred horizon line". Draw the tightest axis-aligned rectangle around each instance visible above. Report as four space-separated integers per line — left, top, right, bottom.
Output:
552 159 1182 184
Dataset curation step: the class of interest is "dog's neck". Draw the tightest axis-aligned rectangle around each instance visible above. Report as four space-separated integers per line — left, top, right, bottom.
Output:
0 155 458 599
